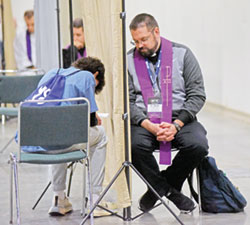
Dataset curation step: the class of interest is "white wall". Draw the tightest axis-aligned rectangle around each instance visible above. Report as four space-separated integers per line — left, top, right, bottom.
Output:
126 0 250 115
10 0 250 115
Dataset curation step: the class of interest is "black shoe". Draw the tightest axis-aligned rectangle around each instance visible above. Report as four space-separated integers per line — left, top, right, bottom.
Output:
139 189 159 212
166 188 196 213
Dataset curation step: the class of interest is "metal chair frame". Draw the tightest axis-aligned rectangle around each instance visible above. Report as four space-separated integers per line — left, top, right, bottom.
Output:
8 97 94 225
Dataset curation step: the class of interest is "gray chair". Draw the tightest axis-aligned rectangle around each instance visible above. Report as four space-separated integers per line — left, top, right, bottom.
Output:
9 98 94 225
0 74 43 153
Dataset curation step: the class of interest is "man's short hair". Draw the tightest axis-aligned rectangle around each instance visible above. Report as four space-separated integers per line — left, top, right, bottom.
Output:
24 10 34 19
129 13 158 31
73 18 84 30
72 57 105 94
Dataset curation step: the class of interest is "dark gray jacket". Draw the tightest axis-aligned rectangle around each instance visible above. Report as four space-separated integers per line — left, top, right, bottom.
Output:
128 41 206 126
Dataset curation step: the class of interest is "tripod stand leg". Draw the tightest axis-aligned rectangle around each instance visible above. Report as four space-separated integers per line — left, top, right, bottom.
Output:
80 163 127 225
80 161 185 225
129 163 184 225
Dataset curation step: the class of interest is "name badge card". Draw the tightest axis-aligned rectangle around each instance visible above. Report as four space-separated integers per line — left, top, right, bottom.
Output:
147 97 162 119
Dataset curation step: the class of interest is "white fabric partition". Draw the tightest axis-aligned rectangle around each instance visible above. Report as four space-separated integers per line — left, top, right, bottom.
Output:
59 0 131 208
1 0 16 69
34 0 59 71
80 0 131 208
34 0 131 208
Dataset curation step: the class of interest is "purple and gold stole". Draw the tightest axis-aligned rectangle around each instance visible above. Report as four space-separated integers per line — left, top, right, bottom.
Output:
134 37 173 165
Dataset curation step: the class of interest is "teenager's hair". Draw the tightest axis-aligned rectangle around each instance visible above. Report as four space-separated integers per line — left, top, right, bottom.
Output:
72 57 105 94
24 10 34 19
73 18 84 30
129 13 158 31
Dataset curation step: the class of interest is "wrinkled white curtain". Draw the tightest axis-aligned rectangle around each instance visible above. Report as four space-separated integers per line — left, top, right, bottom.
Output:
1 0 16 69
80 0 131 208
34 0 59 72
35 0 131 208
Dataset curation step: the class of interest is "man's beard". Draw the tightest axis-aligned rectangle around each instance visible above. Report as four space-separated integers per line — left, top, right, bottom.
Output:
138 37 159 58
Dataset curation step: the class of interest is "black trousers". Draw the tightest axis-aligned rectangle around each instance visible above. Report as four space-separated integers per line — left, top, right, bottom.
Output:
131 120 209 196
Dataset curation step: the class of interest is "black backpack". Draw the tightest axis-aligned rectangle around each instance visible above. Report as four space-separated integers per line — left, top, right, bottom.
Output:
188 156 247 213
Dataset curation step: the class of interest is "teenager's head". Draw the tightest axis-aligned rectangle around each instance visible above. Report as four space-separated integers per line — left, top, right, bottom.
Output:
73 57 105 94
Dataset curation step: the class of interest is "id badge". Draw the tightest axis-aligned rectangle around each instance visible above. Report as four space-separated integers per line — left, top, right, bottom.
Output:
147 97 162 119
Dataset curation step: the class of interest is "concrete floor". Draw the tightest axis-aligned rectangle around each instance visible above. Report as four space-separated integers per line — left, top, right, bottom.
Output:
0 104 249 225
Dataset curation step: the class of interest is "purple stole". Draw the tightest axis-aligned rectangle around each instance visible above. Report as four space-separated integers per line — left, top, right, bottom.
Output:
26 30 32 62
134 37 173 165
66 45 87 59
78 48 87 59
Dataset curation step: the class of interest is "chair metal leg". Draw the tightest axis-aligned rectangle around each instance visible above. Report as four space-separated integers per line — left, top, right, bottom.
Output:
32 162 75 210
188 167 202 212
0 136 15 154
1 114 5 125
12 154 21 225
32 182 51 210
67 162 75 197
9 157 13 224
86 157 94 225
196 168 202 212
82 160 87 216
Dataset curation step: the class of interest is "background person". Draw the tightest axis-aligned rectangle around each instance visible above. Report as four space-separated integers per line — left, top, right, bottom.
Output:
63 18 86 68
128 13 209 213
14 10 36 69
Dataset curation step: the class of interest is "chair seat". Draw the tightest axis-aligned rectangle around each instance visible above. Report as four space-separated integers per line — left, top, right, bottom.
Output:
0 107 18 116
19 150 86 164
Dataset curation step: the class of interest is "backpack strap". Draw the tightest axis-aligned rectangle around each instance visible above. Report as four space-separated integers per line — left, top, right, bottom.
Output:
55 69 81 78
55 68 61 75
65 69 81 77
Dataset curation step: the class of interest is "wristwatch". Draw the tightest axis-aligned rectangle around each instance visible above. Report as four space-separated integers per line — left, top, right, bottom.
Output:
173 122 181 132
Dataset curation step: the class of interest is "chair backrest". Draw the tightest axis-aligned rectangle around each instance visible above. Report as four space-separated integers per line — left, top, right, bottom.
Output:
18 98 89 149
0 75 43 104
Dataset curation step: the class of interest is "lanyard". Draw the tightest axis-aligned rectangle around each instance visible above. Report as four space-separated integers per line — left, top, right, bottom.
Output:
145 50 162 88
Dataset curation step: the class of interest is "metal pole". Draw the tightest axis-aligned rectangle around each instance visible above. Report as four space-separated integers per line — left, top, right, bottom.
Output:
0 0 6 71
68 0 75 64
56 0 61 68
120 0 132 220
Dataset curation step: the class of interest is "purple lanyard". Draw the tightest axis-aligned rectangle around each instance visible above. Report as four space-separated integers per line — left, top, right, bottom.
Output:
134 37 173 165
26 30 32 62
